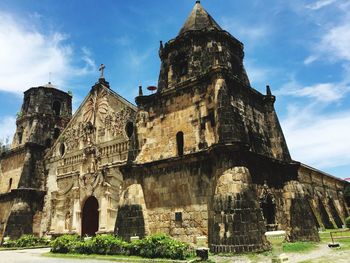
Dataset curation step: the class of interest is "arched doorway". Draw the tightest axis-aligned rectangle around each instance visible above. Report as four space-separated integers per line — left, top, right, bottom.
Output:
261 194 276 225
82 196 99 236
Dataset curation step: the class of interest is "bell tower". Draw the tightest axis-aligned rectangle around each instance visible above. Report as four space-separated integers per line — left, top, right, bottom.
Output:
12 83 72 149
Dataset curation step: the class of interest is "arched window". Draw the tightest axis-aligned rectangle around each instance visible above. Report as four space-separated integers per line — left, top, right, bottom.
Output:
53 101 61 116
125 122 134 138
59 143 66 156
176 132 184 156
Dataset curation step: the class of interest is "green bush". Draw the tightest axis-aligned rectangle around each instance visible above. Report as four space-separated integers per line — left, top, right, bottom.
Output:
49 233 191 260
72 239 94 254
130 233 190 260
3 234 49 248
50 234 80 253
345 216 350 228
90 234 129 255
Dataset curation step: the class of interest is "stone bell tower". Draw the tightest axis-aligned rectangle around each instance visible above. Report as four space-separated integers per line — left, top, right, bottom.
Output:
12 83 72 149
130 0 318 253
136 0 290 162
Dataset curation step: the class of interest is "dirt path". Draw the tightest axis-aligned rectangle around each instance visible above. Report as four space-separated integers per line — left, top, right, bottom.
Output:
210 243 350 263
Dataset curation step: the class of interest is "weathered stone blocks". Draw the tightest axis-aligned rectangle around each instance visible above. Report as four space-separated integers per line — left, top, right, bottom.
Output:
210 167 270 253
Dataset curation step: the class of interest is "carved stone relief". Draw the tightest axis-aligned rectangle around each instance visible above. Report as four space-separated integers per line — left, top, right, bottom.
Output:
83 87 108 126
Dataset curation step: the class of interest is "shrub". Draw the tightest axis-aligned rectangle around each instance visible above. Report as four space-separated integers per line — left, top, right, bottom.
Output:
130 233 190 260
72 239 94 254
50 233 191 260
50 234 80 253
3 234 49 248
90 234 129 255
345 216 350 228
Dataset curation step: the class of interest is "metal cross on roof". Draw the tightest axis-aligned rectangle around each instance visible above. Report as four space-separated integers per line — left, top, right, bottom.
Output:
99 64 105 78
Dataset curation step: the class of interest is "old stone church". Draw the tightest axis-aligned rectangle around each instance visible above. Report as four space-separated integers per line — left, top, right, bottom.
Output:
0 1 349 253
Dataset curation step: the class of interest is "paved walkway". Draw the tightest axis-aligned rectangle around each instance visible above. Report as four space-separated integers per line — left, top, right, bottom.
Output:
0 248 118 263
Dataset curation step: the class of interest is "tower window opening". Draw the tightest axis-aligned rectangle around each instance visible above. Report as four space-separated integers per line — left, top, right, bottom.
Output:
45 138 52 147
8 178 12 191
53 128 60 139
18 127 23 144
53 101 61 116
175 212 182 222
176 131 184 156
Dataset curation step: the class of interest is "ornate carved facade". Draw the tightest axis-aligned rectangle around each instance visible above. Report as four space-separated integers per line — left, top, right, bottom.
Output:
0 1 349 253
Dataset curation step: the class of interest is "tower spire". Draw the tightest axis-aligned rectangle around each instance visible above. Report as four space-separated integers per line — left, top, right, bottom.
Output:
178 1 222 35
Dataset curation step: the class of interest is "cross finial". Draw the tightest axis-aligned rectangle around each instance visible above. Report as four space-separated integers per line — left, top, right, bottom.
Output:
99 64 106 79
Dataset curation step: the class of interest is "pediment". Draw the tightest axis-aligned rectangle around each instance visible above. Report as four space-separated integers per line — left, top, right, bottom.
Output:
47 80 137 159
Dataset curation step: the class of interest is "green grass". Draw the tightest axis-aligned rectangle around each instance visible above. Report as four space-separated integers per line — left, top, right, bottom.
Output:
282 242 318 253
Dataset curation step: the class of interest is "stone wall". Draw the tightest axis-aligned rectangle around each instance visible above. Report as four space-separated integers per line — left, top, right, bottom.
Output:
0 189 45 241
135 78 217 163
0 148 26 194
0 196 13 242
297 164 349 229
122 157 212 244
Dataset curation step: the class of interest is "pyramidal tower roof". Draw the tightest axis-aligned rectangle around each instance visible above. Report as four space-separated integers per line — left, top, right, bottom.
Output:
179 1 222 35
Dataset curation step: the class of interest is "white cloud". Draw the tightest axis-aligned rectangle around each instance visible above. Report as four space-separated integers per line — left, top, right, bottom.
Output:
276 79 349 102
220 18 270 43
0 116 16 144
0 12 96 94
303 55 318 65
303 3 350 64
306 0 337 10
282 106 350 169
320 22 350 62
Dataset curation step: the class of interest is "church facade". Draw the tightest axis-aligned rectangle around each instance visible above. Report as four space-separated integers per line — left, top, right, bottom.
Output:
0 2 349 253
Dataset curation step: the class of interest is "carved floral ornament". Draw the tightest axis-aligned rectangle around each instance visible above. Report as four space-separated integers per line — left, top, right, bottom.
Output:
83 87 108 125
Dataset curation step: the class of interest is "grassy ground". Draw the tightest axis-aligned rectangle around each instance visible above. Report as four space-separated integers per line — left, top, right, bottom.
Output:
213 229 350 263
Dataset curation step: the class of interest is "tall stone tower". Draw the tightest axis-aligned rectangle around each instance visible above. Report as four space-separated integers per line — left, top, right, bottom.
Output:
0 83 72 241
136 1 290 163
128 1 318 252
12 83 72 149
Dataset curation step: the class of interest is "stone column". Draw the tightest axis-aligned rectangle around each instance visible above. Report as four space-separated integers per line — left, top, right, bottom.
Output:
71 186 81 234
98 195 108 233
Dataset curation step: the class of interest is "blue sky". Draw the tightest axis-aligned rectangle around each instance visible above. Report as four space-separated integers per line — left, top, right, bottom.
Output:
0 0 349 179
